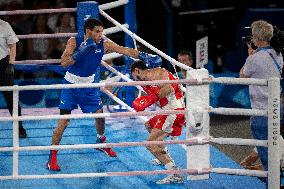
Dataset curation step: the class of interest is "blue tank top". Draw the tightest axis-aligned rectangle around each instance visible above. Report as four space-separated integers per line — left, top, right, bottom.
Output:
67 36 104 79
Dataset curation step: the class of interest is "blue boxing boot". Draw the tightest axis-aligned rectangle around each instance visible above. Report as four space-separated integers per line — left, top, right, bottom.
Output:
96 135 117 157
138 51 162 68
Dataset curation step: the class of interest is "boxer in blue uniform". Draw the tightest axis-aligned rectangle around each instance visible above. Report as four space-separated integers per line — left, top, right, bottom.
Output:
47 18 162 171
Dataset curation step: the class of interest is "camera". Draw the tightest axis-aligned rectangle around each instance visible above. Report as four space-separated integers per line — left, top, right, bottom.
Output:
242 26 284 53
242 35 257 50
241 26 257 50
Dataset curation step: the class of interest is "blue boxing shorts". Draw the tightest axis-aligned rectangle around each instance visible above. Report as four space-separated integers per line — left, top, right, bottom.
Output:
59 85 103 113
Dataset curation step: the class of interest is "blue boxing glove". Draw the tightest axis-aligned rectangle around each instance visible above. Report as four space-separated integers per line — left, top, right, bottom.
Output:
138 51 162 68
72 38 96 62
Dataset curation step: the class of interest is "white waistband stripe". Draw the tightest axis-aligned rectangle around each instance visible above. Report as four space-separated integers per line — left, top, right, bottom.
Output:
64 71 95 84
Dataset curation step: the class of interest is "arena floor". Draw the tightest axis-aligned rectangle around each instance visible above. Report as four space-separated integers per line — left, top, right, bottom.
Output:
0 108 266 189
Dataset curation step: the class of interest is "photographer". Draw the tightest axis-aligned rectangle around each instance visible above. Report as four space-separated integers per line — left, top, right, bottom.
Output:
240 20 283 176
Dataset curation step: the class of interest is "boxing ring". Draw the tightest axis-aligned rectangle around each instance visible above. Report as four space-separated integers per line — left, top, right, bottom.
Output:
0 1 282 189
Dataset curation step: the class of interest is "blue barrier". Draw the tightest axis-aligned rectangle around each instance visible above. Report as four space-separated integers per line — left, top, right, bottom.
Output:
210 72 251 108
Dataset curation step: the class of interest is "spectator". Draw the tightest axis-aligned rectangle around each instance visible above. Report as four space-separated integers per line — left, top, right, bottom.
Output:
176 50 194 79
27 15 55 60
47 0 75 32
53 13 76 58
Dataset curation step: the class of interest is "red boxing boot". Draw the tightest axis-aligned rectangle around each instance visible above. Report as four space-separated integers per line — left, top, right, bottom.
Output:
96 136 117 157
46 150 61 171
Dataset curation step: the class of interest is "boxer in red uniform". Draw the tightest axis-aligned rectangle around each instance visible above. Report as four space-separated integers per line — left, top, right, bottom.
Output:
131 61 185 184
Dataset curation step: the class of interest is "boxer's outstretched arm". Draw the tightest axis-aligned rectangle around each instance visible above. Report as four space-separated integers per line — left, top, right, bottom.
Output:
104 40 139 58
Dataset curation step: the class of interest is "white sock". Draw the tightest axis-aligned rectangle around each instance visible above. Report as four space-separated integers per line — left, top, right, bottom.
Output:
165 162 176 170
97 134 104 138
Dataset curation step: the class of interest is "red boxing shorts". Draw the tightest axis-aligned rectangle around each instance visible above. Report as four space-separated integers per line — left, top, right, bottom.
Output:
148 108 185 136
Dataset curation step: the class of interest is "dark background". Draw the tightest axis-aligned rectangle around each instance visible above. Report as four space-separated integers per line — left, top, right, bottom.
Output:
134 0 284 73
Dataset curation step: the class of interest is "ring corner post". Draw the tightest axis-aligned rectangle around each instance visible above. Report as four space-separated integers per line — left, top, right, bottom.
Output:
77 1 100 37
186 68 210 180
268 77 280 189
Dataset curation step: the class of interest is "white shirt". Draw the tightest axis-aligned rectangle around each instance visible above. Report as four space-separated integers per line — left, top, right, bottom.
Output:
0 19 19 60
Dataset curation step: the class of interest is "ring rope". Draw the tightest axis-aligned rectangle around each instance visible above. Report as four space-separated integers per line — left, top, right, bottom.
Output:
17 25 128 39
0 0 128 15
99 8 193 71
0 136 266 153
1 109 186 122
101 61 143 90
212 77 267 85
209 107 266 116
0 138 206 152
101 87 148 122
0 78 200 91
14 52 123 65
0 168 267 180
0 8 76 16
0 168 211 180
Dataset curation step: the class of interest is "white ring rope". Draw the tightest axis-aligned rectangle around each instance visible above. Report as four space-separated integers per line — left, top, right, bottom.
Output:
0 79 199 92
0 168 210 180
14 52 123 65
17 33 76 39
100 61 143 91
0 0 128 15
15 59 60 65
211 168 267 178
212 77 267 86
0 138 206 152
0 110 186 122
16 24 128 39
99 0 129 10
211 138 268 147
0 136 267 152
0 8 76 16
101 87 148 121
0 168 267 180
209 107 267 116
99 8 193 71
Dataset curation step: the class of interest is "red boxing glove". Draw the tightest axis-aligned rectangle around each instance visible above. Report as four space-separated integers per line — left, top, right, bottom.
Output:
132 93 159 111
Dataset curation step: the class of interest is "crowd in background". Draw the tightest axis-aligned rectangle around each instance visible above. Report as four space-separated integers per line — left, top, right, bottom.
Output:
0 0 77 62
